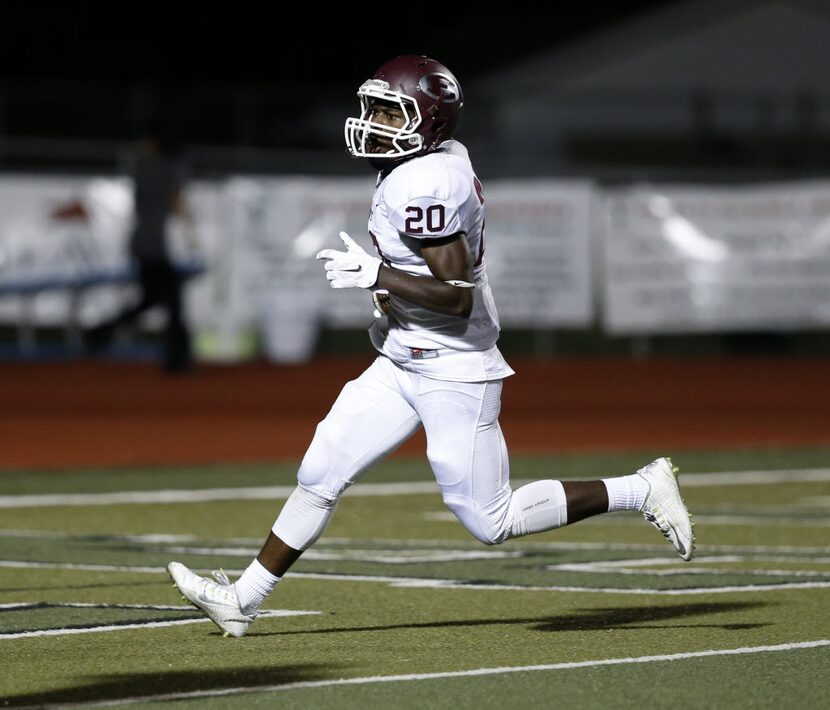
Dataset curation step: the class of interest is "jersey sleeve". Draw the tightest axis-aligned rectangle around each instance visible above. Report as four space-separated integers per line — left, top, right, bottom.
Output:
385 160 472 240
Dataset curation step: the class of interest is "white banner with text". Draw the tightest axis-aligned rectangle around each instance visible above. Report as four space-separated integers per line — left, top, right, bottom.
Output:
602 182 830 333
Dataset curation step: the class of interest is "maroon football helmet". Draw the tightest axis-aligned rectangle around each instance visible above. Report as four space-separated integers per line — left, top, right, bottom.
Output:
344 55 464 162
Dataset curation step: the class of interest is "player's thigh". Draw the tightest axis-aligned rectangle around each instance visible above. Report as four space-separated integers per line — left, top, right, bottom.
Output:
298 357 421 495
417 377 509 499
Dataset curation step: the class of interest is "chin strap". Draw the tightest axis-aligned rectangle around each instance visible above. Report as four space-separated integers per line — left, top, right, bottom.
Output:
444 280 475 288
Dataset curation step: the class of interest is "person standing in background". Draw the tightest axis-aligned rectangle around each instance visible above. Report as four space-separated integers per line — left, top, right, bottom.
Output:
84 122 198 373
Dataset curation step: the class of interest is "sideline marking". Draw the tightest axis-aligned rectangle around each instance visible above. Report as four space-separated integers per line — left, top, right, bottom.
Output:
1 468 829 508
38 640 830 707
2 560 829 595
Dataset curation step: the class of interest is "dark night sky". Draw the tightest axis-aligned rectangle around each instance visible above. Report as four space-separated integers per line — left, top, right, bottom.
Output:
2 2 679 85
0 2 686 151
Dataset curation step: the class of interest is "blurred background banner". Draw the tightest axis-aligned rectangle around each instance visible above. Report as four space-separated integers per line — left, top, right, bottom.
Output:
5 173 830 361
603 181 830 333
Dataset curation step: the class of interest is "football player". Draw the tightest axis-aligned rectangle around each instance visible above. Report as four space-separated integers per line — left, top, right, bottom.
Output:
169 55 695 637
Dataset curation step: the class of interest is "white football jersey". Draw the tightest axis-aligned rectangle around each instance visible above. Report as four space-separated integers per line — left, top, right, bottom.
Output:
367 140 514 382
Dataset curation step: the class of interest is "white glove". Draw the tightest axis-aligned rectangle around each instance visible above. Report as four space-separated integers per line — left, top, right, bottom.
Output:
315 231 382 289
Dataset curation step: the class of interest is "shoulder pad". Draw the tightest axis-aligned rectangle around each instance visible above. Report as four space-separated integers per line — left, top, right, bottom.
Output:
384 154 472 238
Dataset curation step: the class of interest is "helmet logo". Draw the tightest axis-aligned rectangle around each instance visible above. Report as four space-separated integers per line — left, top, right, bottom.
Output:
419 73 460 103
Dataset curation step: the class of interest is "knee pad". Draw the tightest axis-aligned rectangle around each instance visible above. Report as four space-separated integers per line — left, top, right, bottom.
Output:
296 421 351 498
272 483 338 551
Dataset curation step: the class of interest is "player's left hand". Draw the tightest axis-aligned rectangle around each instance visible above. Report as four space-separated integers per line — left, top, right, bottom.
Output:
315 231 381 289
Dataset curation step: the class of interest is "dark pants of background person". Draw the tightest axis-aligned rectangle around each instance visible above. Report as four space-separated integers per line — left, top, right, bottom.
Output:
86 259 192 373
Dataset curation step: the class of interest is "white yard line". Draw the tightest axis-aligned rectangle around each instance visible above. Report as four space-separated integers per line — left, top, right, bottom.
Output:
1 468 829 509
0 608 319 640
0 602 194 610
2 559 828 595
0 482 438 508
675 469 830 486
4 529 829 555
294 573 830 595
2 617 227 639
162 544 525 564
534 514 830 528
546 556 830 578
320 538 830 555
601 514 829 528
0 529 201 542
39 640 830 707
0 560 168 573
688 515 830 527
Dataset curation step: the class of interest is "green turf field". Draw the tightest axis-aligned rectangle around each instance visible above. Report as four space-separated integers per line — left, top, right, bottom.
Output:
1 449 829 708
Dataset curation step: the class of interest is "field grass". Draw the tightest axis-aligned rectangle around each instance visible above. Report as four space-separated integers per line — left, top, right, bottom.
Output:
1 449 829 708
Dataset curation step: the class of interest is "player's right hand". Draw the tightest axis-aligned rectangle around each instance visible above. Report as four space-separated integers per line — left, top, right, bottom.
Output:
315 231 381 289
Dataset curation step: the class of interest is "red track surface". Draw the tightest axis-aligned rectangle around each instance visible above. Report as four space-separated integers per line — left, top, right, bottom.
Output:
2 357 829 470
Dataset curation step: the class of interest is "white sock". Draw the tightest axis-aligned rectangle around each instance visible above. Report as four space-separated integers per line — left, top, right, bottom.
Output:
234 559 280 616
602 473 650 512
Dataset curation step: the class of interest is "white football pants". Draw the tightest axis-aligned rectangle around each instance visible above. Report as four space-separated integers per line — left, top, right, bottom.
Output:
272 356 567 549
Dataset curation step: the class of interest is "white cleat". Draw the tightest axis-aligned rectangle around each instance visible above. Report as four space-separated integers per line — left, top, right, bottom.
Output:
167 561 255 638
636 457 696 561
